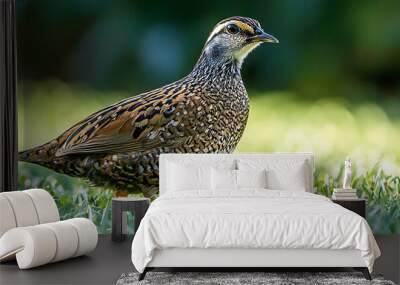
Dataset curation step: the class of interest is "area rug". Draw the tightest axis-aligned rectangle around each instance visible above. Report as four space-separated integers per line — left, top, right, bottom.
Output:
116 272 395 285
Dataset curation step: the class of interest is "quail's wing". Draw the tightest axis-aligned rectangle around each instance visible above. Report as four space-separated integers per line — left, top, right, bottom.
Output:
55 85 190 157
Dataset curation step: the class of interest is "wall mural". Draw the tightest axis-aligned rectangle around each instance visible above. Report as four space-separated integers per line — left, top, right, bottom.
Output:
19 17 277 197
17 1 400 234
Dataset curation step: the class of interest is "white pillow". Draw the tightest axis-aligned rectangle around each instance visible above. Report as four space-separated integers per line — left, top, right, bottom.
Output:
266 167 307 191
211 168 268 190
236 169 267 189
237 159 310 191
211 168 237 190
167 162 211 191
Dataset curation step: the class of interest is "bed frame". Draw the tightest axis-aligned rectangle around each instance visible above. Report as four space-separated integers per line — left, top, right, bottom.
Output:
139 248 371 280
138 153 372 281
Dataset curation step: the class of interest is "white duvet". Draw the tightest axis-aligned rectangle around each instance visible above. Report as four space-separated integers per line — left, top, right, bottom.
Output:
131 190 380 272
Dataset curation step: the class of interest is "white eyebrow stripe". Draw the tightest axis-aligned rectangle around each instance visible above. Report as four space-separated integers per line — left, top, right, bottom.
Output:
205 21 236 44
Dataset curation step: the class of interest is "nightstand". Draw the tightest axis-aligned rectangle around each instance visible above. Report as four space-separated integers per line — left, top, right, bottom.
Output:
332 199 366 218
112 197 150 242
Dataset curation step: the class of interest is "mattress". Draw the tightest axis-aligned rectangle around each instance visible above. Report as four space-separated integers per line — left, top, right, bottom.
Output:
131 190 380 273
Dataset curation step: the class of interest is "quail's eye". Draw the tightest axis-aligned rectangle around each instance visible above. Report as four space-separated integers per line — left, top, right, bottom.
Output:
226 23 240 35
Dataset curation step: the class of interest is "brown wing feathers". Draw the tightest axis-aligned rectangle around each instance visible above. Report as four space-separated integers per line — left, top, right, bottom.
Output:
55 84 188 157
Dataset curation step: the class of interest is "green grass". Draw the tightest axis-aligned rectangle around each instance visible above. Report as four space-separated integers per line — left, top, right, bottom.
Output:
18 162 114 234
17 80 400 234
18 161 400 235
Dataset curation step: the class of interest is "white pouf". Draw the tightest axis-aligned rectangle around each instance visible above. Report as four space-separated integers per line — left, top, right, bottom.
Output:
0 189 98 269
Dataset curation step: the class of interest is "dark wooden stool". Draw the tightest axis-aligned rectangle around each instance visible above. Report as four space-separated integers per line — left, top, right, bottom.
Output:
112 197 150 242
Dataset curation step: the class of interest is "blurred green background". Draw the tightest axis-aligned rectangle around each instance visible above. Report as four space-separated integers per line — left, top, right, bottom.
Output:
17 0 399 234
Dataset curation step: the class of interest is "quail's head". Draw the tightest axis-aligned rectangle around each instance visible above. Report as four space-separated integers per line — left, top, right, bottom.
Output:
201 16 278 67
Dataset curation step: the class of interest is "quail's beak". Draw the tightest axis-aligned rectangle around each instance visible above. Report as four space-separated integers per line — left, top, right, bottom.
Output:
256 31 279 43
248 28 279 44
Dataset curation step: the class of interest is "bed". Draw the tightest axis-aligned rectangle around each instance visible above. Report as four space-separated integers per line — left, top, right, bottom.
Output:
131 153 380 280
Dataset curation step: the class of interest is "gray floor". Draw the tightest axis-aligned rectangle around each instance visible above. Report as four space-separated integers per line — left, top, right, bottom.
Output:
1 235 399 285
0 235 134 285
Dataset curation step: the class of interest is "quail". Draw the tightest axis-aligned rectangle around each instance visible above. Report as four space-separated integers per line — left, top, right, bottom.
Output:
19 16 279 197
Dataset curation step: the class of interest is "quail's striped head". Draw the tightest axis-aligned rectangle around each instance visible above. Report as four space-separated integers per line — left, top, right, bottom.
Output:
201 16 278 68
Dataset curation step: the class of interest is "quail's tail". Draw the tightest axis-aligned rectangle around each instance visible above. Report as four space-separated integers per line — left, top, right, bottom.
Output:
18 140 58 165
